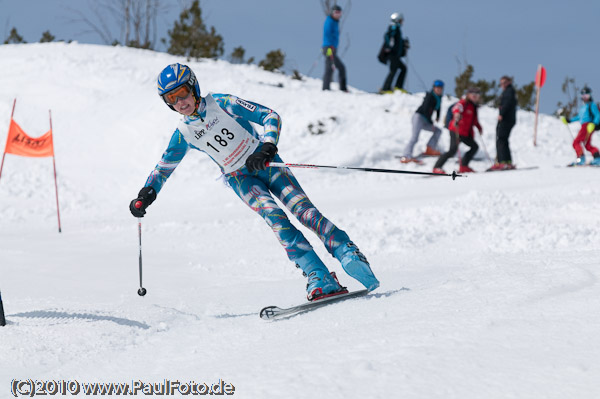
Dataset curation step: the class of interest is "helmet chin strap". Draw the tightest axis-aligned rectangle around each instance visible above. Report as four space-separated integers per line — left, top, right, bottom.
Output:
193 95 205 121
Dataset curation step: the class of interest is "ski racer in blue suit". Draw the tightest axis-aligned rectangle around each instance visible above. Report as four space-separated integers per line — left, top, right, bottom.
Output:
129 63 379 300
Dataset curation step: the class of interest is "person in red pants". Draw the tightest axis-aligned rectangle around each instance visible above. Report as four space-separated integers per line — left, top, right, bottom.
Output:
561 87 600 166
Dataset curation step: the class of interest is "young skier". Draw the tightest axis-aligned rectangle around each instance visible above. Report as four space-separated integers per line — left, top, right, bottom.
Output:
129 63 379 301
433 87 482 174
399 80 444 163
560 86 600 166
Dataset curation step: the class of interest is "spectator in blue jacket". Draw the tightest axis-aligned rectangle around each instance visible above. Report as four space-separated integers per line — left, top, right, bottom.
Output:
322 5 347 92
381 12 408 93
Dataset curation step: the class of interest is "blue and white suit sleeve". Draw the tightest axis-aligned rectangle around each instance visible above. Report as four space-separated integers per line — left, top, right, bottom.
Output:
144 129 189 193
213 94 282 145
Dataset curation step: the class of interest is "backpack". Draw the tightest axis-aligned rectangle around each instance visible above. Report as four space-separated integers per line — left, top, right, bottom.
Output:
377 43 389 64
400 37 410 57
444 102 457 129
589 102 600 131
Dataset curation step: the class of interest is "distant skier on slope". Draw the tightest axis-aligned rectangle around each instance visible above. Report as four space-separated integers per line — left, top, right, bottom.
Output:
399 79 444 164
380 12 408 94
322 5 347 92
433 87 482 174
490 76 517 170
560 86 600 166
128 63 379 301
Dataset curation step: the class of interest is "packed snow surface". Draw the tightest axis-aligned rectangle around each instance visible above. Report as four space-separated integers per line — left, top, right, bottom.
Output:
1 43 599 398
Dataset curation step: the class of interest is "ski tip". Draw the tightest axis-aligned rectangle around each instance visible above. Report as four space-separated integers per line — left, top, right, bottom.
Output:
259 306 282 320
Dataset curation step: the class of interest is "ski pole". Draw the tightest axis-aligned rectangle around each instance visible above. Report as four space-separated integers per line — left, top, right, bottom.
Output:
134 201 147 297
563 123 575 141
477 130 494 166
306 50 322 77
0 290 6 326
267 162 463 180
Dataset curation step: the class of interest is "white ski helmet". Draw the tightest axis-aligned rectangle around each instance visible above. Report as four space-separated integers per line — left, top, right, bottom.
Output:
390 12 403 23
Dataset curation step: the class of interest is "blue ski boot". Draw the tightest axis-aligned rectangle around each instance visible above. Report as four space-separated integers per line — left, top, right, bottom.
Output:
295 250 347 301
591 156 600 166
334 242 380 291
569 155 586 166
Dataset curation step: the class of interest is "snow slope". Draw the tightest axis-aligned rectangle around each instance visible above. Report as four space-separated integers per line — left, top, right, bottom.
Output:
1 42 599 399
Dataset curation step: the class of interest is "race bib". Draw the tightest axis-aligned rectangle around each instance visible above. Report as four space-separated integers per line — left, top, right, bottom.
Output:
178 94 259 174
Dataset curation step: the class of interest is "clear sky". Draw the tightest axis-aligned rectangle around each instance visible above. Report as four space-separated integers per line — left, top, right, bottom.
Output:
2 0 599 114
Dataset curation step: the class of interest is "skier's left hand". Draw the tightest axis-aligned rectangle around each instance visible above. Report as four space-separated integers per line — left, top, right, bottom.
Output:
587 123 596 133
245 142 278 172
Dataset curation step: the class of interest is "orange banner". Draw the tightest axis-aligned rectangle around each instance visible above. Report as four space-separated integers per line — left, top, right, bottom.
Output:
4 118 54 157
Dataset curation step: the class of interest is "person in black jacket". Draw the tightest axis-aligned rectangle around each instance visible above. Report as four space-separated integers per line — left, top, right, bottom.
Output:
380 12 408 93
399 80 444 162
490 76 517 170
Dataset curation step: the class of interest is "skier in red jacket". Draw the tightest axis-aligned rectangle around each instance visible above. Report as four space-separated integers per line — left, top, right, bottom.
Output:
433 87 483 173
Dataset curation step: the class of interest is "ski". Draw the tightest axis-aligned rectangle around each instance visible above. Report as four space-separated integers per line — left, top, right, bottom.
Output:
394 155 425 165
260 289 370 320
485 166 539 172
566 163 600 168
417 152 441 158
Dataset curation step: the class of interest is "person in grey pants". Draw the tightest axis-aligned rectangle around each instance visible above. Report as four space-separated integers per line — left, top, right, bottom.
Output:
400 80 444 162
322 5 347 91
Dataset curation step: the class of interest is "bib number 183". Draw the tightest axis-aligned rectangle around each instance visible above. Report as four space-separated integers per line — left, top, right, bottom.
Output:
206 128 235 153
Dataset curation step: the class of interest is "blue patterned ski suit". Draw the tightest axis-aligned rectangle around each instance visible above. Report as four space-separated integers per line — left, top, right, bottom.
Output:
144 93 350 262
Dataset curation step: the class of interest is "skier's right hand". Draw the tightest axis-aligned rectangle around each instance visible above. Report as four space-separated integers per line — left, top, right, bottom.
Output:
560 116 569 125
129 186 157 218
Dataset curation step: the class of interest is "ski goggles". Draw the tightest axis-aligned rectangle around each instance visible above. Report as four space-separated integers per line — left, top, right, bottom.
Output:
163 84 192 105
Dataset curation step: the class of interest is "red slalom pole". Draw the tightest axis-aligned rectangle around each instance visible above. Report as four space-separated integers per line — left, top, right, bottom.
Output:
267 162 463 180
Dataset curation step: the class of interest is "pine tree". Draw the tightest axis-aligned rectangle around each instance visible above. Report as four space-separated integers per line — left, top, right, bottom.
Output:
454 64 474 99
230 46 246 64
166 0 224 59
258 49 285 72
556 77 579 117
515 81 535 111
4 27 26 44
40 31 55 43
454 64 498 105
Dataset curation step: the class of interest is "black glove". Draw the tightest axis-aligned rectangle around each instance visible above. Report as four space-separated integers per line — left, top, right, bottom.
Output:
245 142 278 173
129 186 157 218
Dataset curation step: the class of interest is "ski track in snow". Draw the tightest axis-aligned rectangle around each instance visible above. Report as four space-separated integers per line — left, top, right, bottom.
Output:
0 43 599 399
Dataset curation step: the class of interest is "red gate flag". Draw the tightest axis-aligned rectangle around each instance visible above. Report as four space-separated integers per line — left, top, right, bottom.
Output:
535 65 546 88
4 118 54 158
533 64 546 146
1 99 62 233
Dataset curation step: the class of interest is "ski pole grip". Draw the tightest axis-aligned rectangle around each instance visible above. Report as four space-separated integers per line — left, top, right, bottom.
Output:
135 201 142 209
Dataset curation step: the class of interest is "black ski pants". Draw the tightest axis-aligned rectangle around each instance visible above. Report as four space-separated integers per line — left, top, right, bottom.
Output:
434 131 479 169
382 56 407 91
496 120 515 163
